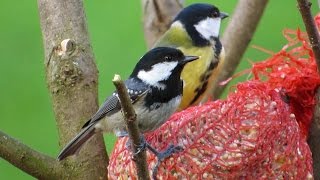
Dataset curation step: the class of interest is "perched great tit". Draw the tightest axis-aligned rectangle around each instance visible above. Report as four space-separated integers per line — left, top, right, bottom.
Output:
57 47 198 163
154 3 228 110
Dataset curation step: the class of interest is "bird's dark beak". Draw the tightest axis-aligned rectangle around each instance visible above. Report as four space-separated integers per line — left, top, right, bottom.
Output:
220 12 229 19
180 55 199 65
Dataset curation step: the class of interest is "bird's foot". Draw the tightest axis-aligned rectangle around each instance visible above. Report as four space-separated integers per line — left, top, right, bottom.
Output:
146 144 183 179
125 135 147 158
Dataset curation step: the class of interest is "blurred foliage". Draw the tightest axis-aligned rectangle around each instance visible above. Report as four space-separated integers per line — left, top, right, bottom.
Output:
0 0 318 179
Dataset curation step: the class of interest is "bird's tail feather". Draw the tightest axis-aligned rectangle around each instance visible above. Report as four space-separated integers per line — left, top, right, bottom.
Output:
57 123 96 160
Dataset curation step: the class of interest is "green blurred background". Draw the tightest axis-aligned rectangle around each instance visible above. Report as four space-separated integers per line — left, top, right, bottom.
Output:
0 0 318 179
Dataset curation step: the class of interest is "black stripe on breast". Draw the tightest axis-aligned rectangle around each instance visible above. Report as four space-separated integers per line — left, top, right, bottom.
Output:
189 38 222 105
213 37 222 59
144 80 183 109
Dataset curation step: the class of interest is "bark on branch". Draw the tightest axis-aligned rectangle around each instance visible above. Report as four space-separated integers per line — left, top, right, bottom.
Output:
0 131 65 179
112 74 150 179
1 0 109 179
296 0 320 178
142 0 184 48
38 0 108 179
211 0 269 99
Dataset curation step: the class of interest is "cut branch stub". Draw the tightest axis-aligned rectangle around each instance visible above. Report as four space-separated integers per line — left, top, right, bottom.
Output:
57 39 77 58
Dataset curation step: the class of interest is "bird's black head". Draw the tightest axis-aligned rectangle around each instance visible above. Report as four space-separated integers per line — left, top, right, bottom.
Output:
131 47 198 87
172 3 228 46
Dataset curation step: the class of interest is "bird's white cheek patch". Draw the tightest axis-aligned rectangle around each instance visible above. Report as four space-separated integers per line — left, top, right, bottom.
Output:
137 62 178 89
194 17 221 40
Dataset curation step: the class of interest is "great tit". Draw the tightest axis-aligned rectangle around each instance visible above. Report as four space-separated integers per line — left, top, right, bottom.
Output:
154 3 228 110
57 47 198 161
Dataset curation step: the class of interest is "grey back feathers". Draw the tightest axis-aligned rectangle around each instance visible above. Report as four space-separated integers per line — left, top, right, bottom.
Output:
82 78 150 129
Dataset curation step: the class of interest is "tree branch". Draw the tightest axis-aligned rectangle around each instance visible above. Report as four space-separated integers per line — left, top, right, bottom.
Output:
0 131 65 179
141 0 184 48
211 0 269 99
38 0 108 179
309 89 320 179
296 0 320 178
297 0 320 67
112 74 150 179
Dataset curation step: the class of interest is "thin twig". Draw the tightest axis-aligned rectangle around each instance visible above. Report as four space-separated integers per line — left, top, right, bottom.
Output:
0 131 64 179
211 0 269 99
297 0 320 68
297 0 320 178
112 74 150 179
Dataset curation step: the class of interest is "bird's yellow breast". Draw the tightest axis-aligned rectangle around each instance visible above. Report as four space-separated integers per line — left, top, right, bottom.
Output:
155 22 224 110
178 46 215 110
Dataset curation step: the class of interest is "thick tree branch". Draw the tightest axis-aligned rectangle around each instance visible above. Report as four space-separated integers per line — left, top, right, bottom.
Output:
141 0 184 48
1 0 109 179
112 74 150 179
211 0 269 99
38 0 108 179
296 0 320 178
0 131 65 179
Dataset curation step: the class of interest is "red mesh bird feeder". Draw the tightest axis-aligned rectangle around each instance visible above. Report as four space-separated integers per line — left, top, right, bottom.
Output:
108 18 320 179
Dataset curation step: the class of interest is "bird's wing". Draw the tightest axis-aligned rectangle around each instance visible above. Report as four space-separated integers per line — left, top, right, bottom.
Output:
58 79 149 160
82 78 149 128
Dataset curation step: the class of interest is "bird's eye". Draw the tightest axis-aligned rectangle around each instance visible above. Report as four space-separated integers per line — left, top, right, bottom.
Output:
212 12 219 18
165 56 172 61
